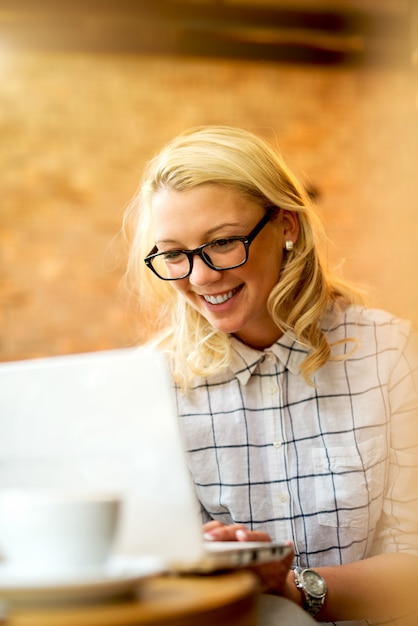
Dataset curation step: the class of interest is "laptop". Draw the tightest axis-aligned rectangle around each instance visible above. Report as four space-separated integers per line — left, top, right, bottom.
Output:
0 347 291 574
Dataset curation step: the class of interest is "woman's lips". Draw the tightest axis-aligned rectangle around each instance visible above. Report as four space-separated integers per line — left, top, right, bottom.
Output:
202 286 240 305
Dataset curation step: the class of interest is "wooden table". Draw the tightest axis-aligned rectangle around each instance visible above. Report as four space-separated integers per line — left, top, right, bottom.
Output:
4 571 259 626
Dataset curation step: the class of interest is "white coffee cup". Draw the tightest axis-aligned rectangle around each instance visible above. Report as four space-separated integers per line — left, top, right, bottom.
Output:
0 489 120 577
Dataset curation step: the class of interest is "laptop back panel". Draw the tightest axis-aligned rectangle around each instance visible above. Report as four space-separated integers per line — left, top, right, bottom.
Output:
0 348 204 563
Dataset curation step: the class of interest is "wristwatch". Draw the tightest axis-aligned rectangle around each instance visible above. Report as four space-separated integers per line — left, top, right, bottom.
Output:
293 567 327 616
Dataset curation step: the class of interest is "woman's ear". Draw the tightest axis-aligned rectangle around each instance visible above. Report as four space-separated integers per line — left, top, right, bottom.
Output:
282 210 300 247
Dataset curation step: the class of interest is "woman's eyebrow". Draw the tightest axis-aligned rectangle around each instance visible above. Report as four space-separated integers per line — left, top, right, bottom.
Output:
204 221 246 239
156 222 245 247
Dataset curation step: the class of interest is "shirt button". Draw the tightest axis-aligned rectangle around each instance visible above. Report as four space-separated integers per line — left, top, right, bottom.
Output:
268 385 278 394
273 440 283 449
279 493 288 503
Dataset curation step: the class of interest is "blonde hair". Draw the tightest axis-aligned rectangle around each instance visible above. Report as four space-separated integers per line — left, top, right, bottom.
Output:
123 125 364 389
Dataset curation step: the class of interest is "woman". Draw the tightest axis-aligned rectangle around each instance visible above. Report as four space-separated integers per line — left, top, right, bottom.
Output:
123 126 418 624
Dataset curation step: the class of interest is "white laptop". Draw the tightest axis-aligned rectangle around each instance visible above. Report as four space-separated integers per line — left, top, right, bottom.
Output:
0 347 290 574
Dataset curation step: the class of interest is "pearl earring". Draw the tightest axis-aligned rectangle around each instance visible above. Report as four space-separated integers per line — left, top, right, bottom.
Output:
285 240 294 251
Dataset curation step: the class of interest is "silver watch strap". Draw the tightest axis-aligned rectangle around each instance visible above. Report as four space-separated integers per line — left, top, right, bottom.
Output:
293 567 326 617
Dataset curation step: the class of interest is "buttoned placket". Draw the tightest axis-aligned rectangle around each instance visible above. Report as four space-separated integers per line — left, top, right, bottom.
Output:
262 352 293 543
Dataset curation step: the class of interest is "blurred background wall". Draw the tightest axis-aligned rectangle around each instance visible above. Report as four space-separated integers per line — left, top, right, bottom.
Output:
0 0 417 362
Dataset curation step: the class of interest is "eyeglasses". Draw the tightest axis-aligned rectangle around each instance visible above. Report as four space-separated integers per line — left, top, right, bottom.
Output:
144 207 277 281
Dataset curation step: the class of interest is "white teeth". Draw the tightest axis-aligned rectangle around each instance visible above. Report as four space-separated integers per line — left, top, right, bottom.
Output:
203 289 235 305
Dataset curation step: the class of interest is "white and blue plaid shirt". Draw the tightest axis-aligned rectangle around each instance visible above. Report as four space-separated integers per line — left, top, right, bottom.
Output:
175 305 418 625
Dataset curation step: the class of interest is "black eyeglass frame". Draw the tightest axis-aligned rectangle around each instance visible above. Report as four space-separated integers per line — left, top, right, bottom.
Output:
144 206 278 281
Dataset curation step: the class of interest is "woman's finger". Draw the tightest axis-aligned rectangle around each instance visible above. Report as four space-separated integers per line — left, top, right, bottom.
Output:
203 522 271 542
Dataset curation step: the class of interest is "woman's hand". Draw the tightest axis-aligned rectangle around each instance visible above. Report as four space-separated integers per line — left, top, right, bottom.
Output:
203 520 271 542
202 521 295 596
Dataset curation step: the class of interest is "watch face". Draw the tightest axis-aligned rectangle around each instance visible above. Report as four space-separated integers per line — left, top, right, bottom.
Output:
302 570 326 598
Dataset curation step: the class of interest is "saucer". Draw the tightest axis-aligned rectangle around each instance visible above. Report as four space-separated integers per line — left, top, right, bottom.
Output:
0 555 165 606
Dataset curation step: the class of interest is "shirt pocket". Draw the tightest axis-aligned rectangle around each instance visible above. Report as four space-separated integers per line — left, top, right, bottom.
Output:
312 436 386 529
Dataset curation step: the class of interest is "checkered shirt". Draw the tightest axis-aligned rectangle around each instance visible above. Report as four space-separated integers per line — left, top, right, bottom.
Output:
175 305 418 624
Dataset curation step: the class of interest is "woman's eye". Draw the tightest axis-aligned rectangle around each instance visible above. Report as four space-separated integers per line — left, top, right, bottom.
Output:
162 250 185 263
210 238 237 252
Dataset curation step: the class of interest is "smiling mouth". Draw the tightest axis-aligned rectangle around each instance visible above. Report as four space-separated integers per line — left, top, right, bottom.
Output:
202 287 240 305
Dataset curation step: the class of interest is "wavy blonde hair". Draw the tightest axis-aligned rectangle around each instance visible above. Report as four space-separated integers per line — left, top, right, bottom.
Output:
123 125 364 389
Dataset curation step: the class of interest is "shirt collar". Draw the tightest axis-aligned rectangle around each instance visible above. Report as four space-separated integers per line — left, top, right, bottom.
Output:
230 333 309 385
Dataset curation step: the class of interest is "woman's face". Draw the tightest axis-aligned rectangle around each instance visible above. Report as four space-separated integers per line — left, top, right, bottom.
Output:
150 184 298 349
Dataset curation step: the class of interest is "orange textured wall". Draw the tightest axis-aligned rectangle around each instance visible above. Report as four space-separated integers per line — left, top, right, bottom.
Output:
0 51 417 361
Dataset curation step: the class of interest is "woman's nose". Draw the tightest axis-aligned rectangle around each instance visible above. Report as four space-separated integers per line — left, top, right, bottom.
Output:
188 255 222 286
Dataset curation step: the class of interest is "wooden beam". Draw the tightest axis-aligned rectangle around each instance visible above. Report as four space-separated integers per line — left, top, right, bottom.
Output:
0 0 410 66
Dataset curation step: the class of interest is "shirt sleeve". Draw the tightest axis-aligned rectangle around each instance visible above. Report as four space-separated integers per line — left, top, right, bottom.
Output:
199 502 212 524
374 322 418 556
